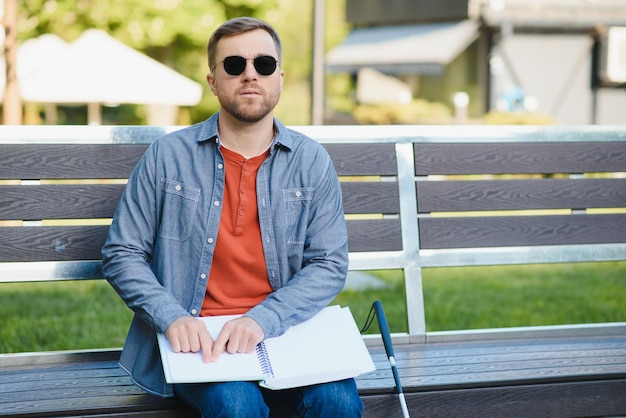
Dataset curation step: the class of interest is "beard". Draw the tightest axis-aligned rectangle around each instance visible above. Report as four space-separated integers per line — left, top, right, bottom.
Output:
218 83 280 123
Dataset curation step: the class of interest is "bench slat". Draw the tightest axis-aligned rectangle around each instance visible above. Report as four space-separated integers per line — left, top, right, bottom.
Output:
0 184 124 220
346 219 402 252
398 380 626 418
414 143 626 175
341 182 399 214
0 183 400 219
0 143 399 180
1 184 400 219
0 219 403 262
325 143 397 176
0 226 109 262
419 213 626 249
0 144 149 180
1 395 191 418
417 178 626 212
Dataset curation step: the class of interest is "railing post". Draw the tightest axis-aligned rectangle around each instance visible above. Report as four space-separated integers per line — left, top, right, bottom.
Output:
395 142 426 341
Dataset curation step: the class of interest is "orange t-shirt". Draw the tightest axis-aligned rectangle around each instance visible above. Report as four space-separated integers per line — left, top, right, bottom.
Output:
200 145 272 316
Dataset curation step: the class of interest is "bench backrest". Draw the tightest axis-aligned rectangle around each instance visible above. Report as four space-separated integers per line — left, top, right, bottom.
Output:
1 125 625 341
0 126 401 271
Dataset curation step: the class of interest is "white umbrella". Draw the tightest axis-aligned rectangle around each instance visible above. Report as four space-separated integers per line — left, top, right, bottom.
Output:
16 29 203 124
17 34 69 89
0 33 68 100
21 29 202 105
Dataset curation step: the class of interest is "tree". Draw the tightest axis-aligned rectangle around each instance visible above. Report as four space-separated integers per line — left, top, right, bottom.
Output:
3 0 22 124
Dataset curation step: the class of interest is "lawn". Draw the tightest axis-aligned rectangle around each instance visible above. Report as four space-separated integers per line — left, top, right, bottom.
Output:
337 261 626 335
1 261 624 353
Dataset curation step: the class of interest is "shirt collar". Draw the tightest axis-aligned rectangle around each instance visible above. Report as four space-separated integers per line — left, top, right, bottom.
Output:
193 112 293 152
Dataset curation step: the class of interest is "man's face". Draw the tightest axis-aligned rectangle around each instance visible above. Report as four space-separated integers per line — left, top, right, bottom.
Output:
207 29 284 124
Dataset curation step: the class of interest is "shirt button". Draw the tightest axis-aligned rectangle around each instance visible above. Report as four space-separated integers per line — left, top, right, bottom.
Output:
217 163 223 170
213 200 220 206
295 190 302 197
191 309 197 315
207 237 214 244
200 273 206 279
175 185 181 192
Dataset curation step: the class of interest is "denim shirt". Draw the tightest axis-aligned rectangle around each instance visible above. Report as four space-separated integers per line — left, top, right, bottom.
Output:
101 114 348 397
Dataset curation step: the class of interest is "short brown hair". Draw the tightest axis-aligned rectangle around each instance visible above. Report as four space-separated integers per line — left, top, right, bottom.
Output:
207 17 282 72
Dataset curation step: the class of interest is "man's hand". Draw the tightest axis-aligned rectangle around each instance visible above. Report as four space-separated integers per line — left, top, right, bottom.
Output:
211 316 264 362
166 316 213 363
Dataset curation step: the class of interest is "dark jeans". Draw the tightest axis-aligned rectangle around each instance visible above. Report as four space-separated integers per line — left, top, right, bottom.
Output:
174 378 363 418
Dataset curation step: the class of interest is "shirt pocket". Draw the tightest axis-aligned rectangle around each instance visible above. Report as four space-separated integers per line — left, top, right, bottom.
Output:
159 178 201 241
282 187 314 245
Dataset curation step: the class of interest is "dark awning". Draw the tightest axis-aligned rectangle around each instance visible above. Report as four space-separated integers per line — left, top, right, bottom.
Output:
326 20 479 75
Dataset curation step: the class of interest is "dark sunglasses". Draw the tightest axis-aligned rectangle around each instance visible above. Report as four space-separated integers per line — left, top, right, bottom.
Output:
212 55 279 76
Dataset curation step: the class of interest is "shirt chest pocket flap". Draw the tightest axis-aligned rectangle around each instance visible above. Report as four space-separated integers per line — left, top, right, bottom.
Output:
282 187 314 245
159 179 201 241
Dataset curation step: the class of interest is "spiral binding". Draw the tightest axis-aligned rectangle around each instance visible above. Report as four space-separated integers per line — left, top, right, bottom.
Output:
255 342 275 378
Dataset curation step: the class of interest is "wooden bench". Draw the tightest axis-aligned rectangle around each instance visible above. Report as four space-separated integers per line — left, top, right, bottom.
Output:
1 125 626 417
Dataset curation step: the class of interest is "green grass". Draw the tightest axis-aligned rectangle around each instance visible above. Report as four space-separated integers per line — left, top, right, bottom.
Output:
0 280 132 353
421 262 626 331
335 261 626 334
1 262 625 353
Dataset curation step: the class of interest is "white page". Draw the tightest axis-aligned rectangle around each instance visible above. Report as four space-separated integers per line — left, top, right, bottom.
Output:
261 306 376 390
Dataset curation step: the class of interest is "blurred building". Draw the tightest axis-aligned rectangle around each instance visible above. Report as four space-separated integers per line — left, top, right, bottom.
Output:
326 0 626 124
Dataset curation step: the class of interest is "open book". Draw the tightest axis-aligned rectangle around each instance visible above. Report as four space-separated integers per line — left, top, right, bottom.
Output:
157 305 376 390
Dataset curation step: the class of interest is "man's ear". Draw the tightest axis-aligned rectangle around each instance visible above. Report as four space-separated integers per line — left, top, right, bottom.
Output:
206 72 218 95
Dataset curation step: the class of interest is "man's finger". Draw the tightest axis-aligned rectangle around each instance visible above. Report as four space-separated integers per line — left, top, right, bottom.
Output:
211 329 229 362
200 328 214 363
168 333 182 353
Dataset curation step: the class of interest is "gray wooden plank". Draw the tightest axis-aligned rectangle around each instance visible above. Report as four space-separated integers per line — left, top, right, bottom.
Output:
0 182 400 219
0 182 399 221
341 182 400 214
0 368 122 387
370 349 626 374
0 225 109 262
0 144 149 180
388 337 626 361
0 220 401 263
4 380 143 403
0 143 399 180
363 380 626 418
0 394 192 418
325 143 397 176
0 184 124 220
414 142 626 175
416 178 626 212
346 219 402 252
418 213 626 248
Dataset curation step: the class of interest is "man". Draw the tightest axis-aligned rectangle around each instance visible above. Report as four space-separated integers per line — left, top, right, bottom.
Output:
102 16 363 417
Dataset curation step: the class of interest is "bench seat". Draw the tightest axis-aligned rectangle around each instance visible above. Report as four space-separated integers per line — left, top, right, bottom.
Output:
2 334 626 417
